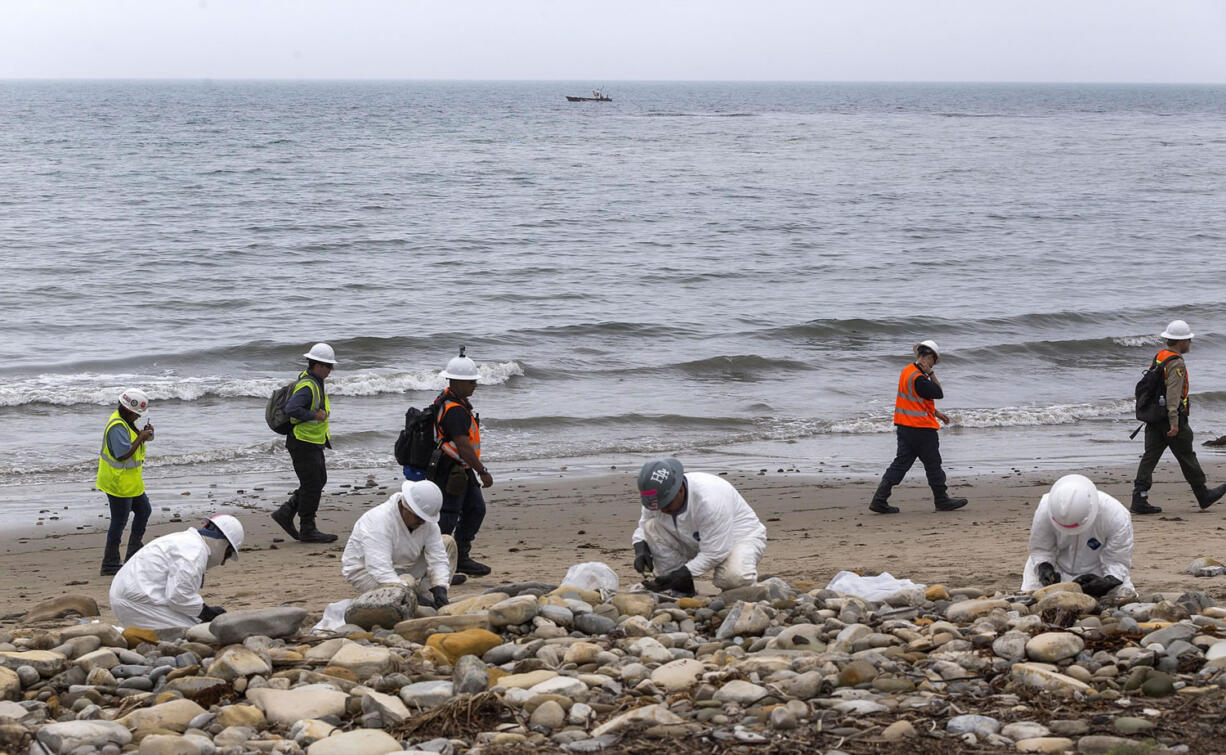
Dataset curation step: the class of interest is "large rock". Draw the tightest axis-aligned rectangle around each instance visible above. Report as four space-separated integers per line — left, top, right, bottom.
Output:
395 612 491 642
307 729 403 755
1026 632 1084 663
771 623 824 651
209 607 308 644
35 720 131 753
453 654 490 695
992 630 1030 662
438 592 509 616
207 646 272 681
0 650 66 677
528 676 588 699
610 593 657 618
72 648 118 673
650 658 705 692
591 704 684 736
1036 591 1098 614
345 585 417 631
488 595 540 628
945 598 1009 622
1140 622 1198 648
715 601 772 640
119 699 206 732
498 670 557 689
328 643 393 677
358 687 412 725
1010 663 1093 696
426 628 502 663
0 667 18 700
399 680 453 708
574 613 617 635
713 680 769 705
138 734 204 755
246 687 348 726
58 624 126 648
25 595 100 622
214 704 265 729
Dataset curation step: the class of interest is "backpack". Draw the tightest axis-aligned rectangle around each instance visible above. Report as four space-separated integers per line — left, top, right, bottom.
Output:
1134 355 1174 424
394 404 440 469
265 379 299 435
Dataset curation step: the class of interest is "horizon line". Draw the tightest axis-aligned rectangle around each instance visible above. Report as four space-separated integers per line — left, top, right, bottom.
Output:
2 77 1225 86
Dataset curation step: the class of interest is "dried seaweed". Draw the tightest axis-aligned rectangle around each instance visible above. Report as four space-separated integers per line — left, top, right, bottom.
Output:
390 690 516 739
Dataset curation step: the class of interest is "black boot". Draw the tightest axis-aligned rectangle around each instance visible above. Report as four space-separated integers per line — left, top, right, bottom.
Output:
933 487 968 511
124 540 144 562
1131 490 1162 515
298 517 337 543
869 481 899 514
450 574 468 586
1194 484 1226 510
100 545 123 576
456 543 491 576
271 498 301 540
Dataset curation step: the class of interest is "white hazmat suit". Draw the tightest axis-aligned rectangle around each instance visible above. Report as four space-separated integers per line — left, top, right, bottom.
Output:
342 495 456 598
1021 490 1134 593
109 528 221 629
633 472 767 590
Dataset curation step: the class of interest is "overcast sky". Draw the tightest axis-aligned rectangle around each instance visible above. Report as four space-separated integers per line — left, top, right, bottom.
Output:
3 0 1225 83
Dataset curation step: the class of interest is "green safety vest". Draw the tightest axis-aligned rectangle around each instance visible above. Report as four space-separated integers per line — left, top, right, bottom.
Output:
95 410 145 497
290 371 331 445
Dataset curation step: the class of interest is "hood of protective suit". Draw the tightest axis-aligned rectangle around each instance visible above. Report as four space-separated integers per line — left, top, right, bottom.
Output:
203 533 231 568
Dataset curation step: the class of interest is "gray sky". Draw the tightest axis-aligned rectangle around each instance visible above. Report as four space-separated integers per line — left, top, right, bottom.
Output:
4 0 1225 82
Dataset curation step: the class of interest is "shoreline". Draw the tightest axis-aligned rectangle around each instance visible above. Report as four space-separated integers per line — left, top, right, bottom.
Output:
4 459 1226 629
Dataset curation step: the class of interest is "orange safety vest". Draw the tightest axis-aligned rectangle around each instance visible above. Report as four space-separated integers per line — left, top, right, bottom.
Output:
435 393 481 467
1154 348 1189 414
893 363 939 429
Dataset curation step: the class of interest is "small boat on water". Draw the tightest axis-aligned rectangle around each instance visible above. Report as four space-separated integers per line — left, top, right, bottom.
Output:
566 88 612 102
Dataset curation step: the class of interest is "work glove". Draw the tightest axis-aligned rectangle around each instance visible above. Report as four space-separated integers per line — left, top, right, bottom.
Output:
430 586 450 608
1036 562 1060 587
1074 574 1122 598
645 566 695 596
198 604 226 622
633 541 654 575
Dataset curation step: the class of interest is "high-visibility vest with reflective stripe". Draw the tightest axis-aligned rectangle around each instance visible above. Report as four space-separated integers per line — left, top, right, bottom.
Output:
96 411 145 497
1155 349 1189 414
290 371 331 445
893 363 939 429
435 395 480 467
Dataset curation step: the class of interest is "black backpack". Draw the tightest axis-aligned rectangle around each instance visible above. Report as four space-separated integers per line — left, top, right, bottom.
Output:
394 404 440 469
1135 355 1175 424
265 380 299 435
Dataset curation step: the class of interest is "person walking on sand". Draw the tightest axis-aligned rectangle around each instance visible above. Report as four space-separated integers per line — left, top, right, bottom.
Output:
1130 320 1226 515
869 340 968 514
271 343 339 543
96 388 155 576
109 514 243 630
632 458 767 596
342 480 456 608
1022 474 1134 598
431 347 494 579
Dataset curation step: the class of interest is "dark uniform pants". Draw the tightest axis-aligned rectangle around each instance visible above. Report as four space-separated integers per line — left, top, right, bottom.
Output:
287 434 327 523
881 425 948 497
439 473 486 552
1133 415 1205 492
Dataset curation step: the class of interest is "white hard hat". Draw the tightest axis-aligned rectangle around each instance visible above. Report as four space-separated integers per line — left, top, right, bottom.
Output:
915 340 941 360
207 514 245 558
118 388 150 417
441 348 480 381
1047 474 1099 533
303 343 338 365
1160 320 1193 341
399 480 442 523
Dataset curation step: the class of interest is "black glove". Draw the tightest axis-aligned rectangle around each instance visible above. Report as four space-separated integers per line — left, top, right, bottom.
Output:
198 604 226 621
645 566 695 595
430 586 449 607
633 541 654 575
1072 573 1096 586
1036 562 1060 587
1077 574 1122 598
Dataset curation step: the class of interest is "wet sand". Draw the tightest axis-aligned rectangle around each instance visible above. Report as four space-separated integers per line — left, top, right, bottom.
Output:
3 461 1225 627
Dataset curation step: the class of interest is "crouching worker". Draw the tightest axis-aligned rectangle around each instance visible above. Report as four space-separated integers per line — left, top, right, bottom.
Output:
1022 474 1134 598
342 480 456 609
632 458 767 596
109 515 243 629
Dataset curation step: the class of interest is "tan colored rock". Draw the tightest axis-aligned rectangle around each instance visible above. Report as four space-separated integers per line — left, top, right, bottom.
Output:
246 687 348 726
610 593 657 618
437 593 509 616
497 669 557 689
306 728 403 755
122 627 160 648
1016 737 1076 753
425 628 502 663
945 599 1009 622
303 638 352 663
119 699 206 732
0 667 19 701
488 595 539 628
1036 591 1097 614
1011 663 1093 696
1025 632 1084 663
138 734 202 755
881 720 917 742
924 585 950 601
214 704 265 729
548 585 602 605
58 624 126 648
72 648 119 673
1031 582 1083 600
25 595 100 623
591 704 684 736
563 641 601 665
650 659 705 692
394 612 491 642
206 646 272 681
328 643 392 678
0 651 66 677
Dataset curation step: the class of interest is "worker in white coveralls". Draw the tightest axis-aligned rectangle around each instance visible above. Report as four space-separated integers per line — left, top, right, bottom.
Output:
632 458 768 596
1022 474 1135 597
109 515 244 630
342 480 457 609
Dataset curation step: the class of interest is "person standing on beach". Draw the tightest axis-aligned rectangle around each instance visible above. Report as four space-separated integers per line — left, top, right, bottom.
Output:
432 348 493 579
869 340 968 514
632 458 767 595
1130 320 1226 515
96 388 155 576
1022 474 1134 597
271 343 338 543
110 514 243 629
342 480 455 608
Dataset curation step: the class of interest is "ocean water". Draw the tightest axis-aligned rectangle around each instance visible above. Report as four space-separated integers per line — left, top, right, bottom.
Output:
3 80 1226 516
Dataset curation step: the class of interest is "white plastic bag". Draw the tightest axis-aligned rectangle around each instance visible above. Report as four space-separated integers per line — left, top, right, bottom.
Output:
311 598 353 634
561 562 619 595
824 570 926 603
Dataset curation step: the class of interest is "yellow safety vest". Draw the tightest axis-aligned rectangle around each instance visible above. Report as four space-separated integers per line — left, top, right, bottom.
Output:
96 411 145 497
290 371 331 445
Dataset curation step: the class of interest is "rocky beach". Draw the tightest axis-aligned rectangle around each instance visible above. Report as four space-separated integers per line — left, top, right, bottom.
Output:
3 466 1226 753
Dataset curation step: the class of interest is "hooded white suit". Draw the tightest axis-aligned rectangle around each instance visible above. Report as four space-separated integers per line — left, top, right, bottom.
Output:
1021 490 1134 593
633 472 767 589
342 494 456 597
109 528 214 629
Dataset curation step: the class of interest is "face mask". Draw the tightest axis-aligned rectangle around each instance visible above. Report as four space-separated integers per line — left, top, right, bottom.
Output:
204 535 231 568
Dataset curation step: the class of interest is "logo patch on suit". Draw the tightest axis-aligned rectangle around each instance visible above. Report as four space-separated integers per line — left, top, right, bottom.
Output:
1087 538 1101 550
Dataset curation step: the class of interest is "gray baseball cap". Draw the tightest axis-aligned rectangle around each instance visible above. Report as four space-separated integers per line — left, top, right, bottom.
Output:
638 458 685 510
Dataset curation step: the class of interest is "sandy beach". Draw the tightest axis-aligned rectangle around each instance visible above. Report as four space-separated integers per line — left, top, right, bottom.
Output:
4 459 1225 627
